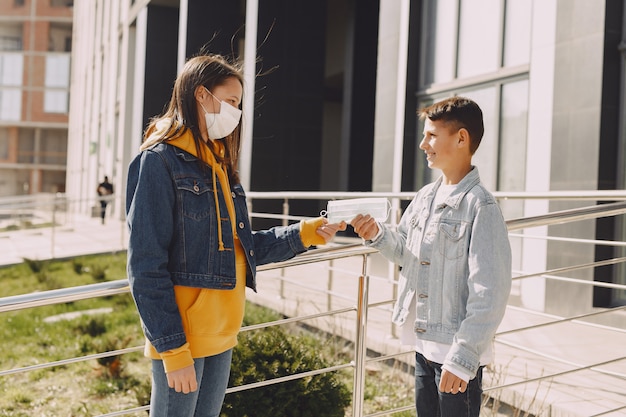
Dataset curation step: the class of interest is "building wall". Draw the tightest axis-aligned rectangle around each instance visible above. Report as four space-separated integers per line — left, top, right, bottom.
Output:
0 0 72 196
65 0 626 314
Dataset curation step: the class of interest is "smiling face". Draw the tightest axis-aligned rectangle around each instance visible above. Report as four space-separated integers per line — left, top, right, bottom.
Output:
419 118 472 184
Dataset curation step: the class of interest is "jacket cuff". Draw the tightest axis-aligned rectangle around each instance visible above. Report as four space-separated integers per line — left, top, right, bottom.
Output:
299 217 326 247
160 342 194 373
445 343 480 377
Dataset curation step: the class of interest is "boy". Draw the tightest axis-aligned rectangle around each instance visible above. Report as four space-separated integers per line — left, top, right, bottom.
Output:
351 96 511 416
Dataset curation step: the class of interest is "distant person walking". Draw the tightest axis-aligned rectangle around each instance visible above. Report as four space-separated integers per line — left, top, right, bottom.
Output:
97 176 114 224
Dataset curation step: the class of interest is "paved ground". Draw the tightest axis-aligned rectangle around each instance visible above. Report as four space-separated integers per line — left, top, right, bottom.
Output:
1 213 625 416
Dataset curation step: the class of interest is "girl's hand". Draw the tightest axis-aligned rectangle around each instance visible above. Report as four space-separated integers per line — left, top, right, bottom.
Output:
166 364 198 394
316 219 347 243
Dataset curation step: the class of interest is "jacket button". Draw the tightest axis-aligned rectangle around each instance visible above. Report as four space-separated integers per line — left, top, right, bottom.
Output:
418 293 428 299
415 328 426 333
239 222 244 229
232 192 236 199
249 250 254 257
420 261 430 265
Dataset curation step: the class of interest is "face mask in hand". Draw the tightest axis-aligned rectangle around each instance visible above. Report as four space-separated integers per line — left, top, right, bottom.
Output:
201 88 242 140
321 198 391 224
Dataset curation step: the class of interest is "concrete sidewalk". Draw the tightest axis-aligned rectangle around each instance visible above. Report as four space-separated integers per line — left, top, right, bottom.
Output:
0 213 128 266
1 219 625 416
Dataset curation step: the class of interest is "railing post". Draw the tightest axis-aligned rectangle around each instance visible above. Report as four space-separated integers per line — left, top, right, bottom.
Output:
280 198 289 299
51 197 57 259
352 253 370 417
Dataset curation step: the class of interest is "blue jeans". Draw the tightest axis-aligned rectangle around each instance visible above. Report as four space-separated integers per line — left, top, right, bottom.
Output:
414 352 483 417
150 349 233 417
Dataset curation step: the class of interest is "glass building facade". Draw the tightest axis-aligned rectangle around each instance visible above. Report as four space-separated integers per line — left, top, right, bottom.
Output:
66 0 626 315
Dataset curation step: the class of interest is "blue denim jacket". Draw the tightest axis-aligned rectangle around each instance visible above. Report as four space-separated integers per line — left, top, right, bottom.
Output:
126 143 307 350
368 167 511 376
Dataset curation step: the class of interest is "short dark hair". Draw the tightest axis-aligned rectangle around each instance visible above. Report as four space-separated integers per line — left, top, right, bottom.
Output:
419 96 484 154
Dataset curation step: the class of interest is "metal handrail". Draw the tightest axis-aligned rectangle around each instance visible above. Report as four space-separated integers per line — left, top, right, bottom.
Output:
2 198 626 416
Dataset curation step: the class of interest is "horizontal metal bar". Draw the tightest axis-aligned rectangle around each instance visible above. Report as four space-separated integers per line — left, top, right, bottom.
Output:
487 341 626 391
506 201 626 231
589 405 626 417
0 346 143 377
97 405 150 417
508 232 626 248
0 280 130 313
365 404 415 417
225 362 353 394
512 256 626 286
496 305 626 336
240 306 357 332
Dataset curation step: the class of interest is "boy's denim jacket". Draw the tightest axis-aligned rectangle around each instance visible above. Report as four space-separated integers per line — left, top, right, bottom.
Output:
368 167 511 377
126 143 307 352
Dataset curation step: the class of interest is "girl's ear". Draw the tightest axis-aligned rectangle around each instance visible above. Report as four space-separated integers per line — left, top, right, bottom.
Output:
194 85 207 102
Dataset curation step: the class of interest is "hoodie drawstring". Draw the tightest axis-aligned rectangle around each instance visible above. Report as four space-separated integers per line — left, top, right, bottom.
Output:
212 166 225 251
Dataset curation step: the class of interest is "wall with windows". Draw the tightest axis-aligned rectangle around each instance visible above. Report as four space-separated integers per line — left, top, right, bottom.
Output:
0 0 72 196
379 0 625 315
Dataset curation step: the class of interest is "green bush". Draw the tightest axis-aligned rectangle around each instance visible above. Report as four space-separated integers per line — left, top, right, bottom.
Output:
222 326 351 417
23 257 45 273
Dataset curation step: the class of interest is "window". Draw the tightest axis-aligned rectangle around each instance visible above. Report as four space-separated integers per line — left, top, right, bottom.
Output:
420 0 531 86
0 53 23 121
44 54 70 114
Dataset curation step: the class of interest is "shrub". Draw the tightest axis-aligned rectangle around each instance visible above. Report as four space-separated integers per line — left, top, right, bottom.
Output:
72 259 84 274
222 326 351 417
23 257 45 273
88 265 107 282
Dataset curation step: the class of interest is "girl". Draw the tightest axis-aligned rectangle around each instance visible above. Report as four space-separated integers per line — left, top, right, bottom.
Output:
126 53 345 417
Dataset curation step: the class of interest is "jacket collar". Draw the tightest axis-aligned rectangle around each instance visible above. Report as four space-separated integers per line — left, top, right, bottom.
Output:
427 166 481 210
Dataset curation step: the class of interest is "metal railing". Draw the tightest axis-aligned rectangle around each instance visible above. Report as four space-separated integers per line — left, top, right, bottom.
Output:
2 192 626 416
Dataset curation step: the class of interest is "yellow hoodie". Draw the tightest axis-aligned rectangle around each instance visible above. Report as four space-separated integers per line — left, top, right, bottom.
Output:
143 126 325 373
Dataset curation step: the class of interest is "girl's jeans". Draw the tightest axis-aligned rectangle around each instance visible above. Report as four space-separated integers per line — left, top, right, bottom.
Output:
150 349 233 417
414 352 483 417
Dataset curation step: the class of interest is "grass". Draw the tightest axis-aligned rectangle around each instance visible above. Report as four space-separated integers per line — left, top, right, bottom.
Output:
0 253 419 417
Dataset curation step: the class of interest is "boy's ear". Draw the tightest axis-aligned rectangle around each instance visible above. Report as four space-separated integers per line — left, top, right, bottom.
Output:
457 128 470 149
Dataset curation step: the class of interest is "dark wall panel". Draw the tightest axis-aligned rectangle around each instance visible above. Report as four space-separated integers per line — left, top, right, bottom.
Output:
143 5 179 133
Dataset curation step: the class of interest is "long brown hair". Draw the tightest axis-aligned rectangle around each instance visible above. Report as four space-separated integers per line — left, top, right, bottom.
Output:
142 54 244 183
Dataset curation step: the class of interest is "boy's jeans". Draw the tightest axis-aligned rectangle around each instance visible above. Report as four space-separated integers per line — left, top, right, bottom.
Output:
150 349 233 417
414 352 483 417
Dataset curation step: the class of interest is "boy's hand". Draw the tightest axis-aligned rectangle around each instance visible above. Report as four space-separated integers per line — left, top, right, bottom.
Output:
166 364 198 394
439 369 467 394
350 214 379 241
316 219 347 243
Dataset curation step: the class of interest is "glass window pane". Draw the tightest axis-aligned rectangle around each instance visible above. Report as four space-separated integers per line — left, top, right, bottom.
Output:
460 87 498 190
45 54 70 88
0 53 23 86
0 88 21 121
422 0 457 85
457 0 501 78
498 79 529 223
499 79 528 192
503 0 532 67
44 91 68 113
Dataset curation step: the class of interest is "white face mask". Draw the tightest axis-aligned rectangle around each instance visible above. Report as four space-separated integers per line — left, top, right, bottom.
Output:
201 88 242 140
321 198 391 223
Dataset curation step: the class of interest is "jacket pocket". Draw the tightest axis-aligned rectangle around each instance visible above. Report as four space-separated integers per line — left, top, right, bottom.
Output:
175 176 214 221
438 221 468 260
